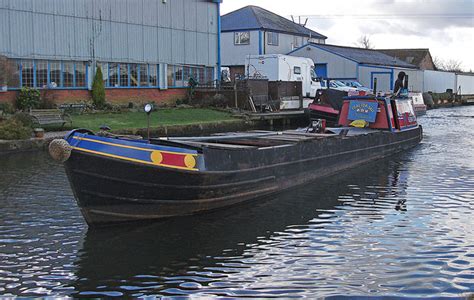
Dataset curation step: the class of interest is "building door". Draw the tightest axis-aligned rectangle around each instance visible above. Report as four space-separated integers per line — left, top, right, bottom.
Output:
371 72 392 93
315 64 327 78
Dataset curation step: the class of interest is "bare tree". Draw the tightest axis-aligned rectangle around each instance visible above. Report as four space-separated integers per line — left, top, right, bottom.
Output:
432 56 442 70
355 35 374 49
433 56 463 72
443 59 463 72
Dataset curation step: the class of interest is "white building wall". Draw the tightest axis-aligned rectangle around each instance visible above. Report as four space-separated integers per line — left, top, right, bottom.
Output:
358 65 393 92
222 31 325 67
456 74 474 95
265 32 304 56
423 70 456 93
357 66 422 93
289 45 358 79
395 68 423 92
221 31 260 66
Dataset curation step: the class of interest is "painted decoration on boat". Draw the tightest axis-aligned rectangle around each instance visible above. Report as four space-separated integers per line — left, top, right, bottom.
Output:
348 100 379 123
394 99 417 130
68 134 200 171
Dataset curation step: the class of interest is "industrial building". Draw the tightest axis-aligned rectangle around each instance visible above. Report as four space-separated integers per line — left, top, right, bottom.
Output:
288 43 422 92
0 0 222 104
377 49 436 71
289 43 474 94
221 5 326 79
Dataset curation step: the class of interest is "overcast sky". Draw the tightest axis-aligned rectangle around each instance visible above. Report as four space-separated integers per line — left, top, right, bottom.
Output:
221 0 474 71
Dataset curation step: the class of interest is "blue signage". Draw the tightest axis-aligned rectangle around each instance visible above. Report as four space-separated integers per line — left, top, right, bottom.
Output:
347 101 379 123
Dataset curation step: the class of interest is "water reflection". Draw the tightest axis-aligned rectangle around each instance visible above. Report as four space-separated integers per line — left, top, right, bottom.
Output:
72 158 415 297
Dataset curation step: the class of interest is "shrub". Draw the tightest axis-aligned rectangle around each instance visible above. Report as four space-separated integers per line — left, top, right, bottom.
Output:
92 67 106 109
16 87 40 111
11 112 34 128
0 119 32 140
0 102 14 114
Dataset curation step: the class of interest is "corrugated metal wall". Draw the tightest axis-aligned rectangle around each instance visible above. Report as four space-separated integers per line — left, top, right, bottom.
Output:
423 70 456 93
0 0 218 67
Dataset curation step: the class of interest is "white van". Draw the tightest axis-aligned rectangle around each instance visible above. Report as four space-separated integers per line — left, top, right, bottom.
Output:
245 54 323 99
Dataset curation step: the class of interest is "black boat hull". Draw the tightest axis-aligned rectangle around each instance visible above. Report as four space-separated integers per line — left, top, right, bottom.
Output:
64 127 422 226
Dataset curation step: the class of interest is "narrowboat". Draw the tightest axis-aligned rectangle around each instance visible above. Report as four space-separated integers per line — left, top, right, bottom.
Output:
409 92 427 116
50 95 422 226
307 89 347 126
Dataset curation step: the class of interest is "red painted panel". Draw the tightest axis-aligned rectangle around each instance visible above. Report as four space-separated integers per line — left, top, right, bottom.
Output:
338 99 390 129
308 103 339 115
161 152 187 168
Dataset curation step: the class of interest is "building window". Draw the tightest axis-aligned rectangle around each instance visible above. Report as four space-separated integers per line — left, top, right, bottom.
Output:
167 65 174 87
198 68 205 83
75 62 87 87
294 66 301 75
175 65 184 87
191 67 198 81
63 62 74 87
129 64 138 87
149 65 158 87
138 64 148 87
12 60 89 89
109 63 119 87
21 61 34 87
205 67 214 83
119 64 128 87
49 61 61 88
234 31 250 45
36 61 48 88
267 32 279 46
183 66 191 82
293 36 301 48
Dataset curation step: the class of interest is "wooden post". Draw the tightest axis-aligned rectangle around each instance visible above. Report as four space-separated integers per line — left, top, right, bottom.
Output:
234 82 238 108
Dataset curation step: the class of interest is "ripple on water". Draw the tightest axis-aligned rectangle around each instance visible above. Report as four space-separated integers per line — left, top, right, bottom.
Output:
1 107 474 297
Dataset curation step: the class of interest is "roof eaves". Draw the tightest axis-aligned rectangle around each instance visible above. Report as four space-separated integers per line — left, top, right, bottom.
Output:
360 62 418 69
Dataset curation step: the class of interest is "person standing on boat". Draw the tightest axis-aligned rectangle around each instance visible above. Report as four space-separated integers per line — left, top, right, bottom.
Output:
394 71 406 95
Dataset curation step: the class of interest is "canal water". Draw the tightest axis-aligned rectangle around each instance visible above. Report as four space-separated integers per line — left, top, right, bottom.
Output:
0 107 473 298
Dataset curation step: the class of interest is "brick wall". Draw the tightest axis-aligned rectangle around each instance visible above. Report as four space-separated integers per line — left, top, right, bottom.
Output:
0 88 187 106
419 55 436 71
0 91 17 104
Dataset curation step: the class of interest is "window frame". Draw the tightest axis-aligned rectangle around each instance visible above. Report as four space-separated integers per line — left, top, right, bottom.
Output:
293 35 301 48
267 32 279 46
293 66 301 75
234 31 250 45
11 60 89 90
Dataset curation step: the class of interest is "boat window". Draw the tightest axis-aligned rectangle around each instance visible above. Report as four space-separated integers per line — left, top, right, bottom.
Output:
294 66 301 75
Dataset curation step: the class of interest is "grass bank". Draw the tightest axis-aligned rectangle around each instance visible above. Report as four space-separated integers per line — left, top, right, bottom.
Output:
64 108 236 131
